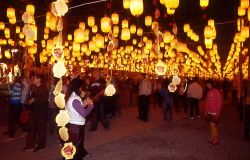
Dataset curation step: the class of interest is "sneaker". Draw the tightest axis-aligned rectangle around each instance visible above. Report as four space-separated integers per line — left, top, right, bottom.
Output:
22 147 34 152
33 146 45 152
189 117 194 120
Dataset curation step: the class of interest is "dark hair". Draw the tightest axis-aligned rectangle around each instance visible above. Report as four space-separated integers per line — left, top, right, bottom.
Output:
65 78 85 102
206 79 214 88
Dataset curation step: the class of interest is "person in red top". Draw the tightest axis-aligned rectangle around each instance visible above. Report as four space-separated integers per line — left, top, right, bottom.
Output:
204 79 222 145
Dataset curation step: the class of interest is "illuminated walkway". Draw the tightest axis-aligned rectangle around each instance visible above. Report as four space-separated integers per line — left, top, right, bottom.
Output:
0 100 249 160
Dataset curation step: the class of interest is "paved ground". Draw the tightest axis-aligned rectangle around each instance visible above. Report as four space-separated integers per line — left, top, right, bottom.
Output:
0 99 249 160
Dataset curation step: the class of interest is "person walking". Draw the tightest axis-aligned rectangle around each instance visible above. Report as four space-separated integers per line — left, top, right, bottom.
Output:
138 74 152 122
65 78 94 159
204 79 222 145
187 77 203 119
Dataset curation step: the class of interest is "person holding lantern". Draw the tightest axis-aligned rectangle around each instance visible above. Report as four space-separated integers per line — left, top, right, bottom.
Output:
65 78 94 159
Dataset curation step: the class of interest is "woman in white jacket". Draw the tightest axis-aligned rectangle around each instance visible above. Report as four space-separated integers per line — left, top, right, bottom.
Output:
65 78 94 160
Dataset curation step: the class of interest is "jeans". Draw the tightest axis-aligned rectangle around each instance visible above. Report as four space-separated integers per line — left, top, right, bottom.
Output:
7 103 22 137
138 95 150 122
189 97 200 117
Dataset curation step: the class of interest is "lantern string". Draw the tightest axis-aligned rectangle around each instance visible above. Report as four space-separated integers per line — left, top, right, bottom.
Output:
69 0 108 10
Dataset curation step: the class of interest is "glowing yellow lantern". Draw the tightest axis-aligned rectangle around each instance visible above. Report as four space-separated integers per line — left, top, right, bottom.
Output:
167 8 175 15
238 6 246 16
44 33 49 40
73 42 81 52
84 29 89 41
165 0 179 9
89 41 96 51
208 19 215 27
101 16 111 33
4 28 10 38
132 39 137 45
248 7 250 21
0 22 5 30
123 0 130 9
130 25 137 34
121 28 131 41
130 0 144 16
204 25 214 39
67 34 72 41
163 31 173 43
151 21 159 31
122 19 129 28
74 29 84 43
5 50 11 59
9 17 16 24
183 24 190 32
91 25 97 33
145 16 152 26
88 16 95 27
7 8 15 18
200 0 209 8
26 4 35 15
79 22 85 30
137 28 143 36
113 25 119 37
241 26 249 38
241 0 249 9
146 40 152 49
96 35 104 48
19 32 25 39
111 13 119 24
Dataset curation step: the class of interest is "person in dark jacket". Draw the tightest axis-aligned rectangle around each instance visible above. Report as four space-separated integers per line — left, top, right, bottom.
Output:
22 74 49 152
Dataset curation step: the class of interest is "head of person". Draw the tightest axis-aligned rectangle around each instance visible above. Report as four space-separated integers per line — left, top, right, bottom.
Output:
93 70 100 81
206 79 215 90
65 78 87 102
33 74 45 87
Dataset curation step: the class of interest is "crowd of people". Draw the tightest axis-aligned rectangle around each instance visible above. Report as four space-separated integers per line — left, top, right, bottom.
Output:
3 70 241 159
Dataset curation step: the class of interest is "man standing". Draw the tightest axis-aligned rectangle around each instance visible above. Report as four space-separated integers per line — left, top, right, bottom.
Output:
23 74 49 152
187 77 203 119
138 74 152 122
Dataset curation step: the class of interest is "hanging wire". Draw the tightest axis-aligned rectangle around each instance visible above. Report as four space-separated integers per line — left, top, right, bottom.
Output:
69 0 108 10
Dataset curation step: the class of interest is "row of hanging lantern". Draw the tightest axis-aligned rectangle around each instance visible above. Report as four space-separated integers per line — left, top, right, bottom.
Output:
183 24 199 42
204 19 216 49
223 0 250 80
159 0 180 15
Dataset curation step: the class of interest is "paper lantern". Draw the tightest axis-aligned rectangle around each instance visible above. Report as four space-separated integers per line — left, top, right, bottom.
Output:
137 28 143 36
73 42 81 52
163 31 173 43
172 75 181 85
168 83 177 92
183 24 190 32
101 16 112 33
145 16 152 26
26 4 35 15
61 142 76 160
123 0 130 9
4 28 10 38
130 0 144 16
155 61 167 76
54 93 65 109
0 22 5 30
105 84 116 96
151 21 159 32
92 25 98 33
79 22 85 30
5 50 11 59
19 32 25 39
81 44 88 52
113 25 119 37
241 26 249 38
96 35 104 48
88 16 95 27
54 0 68 16
59 127 69 142
122 19 129 28
121 28 131 41
22 12 33 24
9 17 16 24
56 110 70 127
89 41 96 51
204 25 214 39
241 0 249 9
111 13 119 24
7 8 15 18
248 7 250 21
200 0 209 8
67 34 72 41
238 6 246 16
130 25 137 34
165 0 179 9
53 61 67 78
167 8 175 15
74 29 84 43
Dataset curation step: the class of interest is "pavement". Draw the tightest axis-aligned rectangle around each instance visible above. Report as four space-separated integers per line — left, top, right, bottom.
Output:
0 99 249 160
